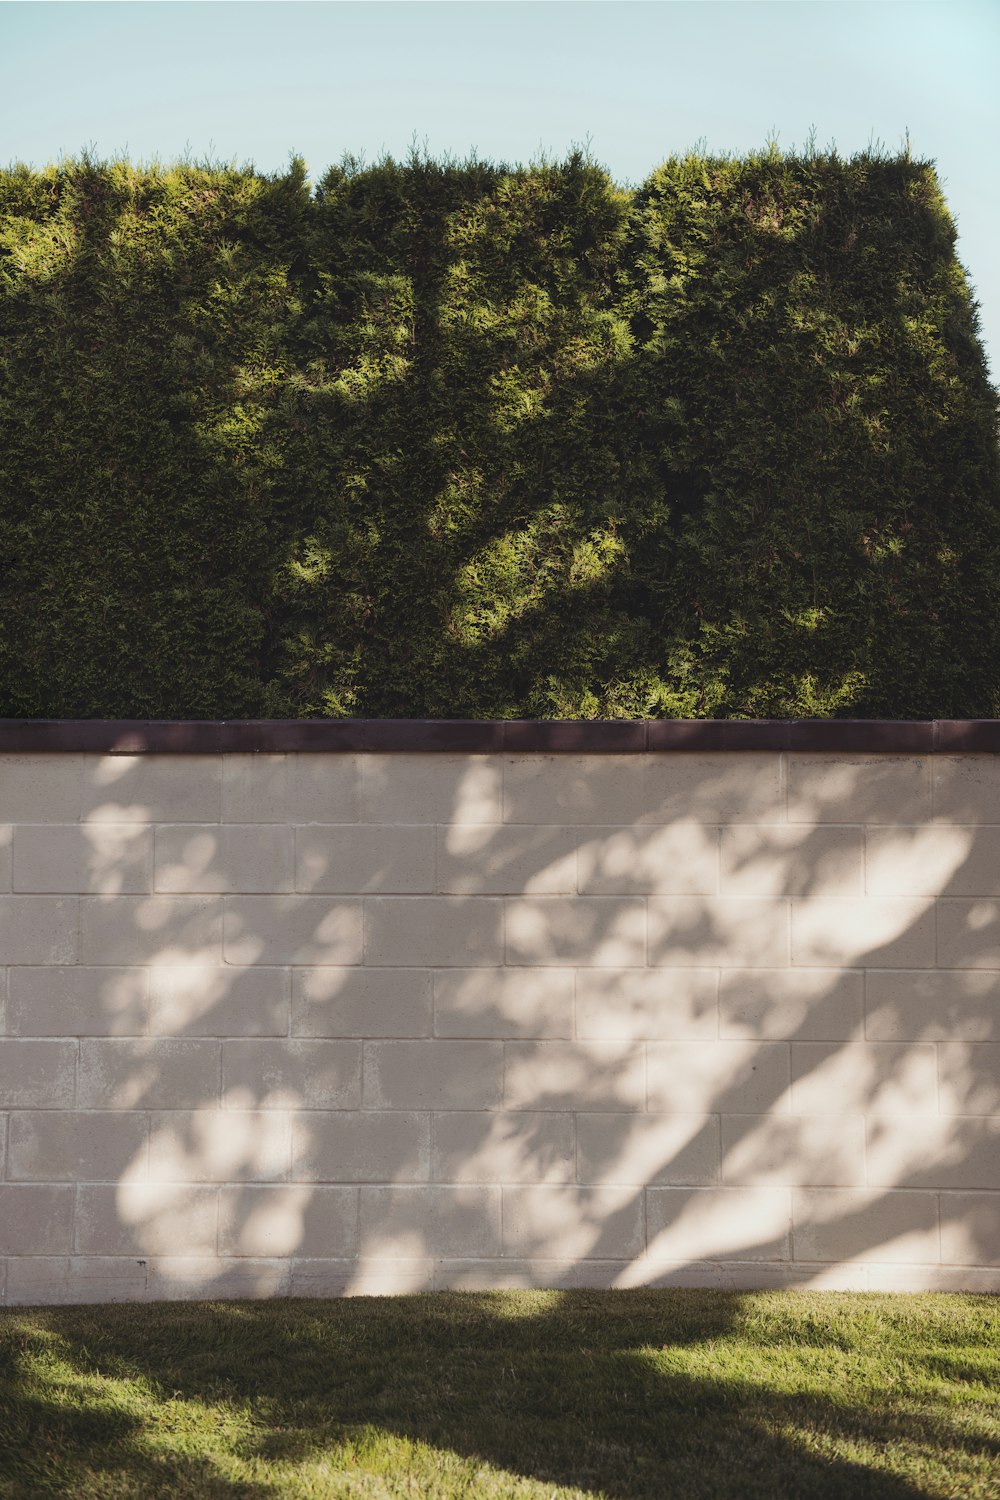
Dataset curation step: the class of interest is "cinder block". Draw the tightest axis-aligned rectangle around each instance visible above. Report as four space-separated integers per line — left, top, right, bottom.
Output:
344 1257 437 1294
8 967 148 1037
580 1259 701 1290
0 1185 74 1254
292 1111 430 1182
646 1186 792 1262
432 1259 649 1292
148 966 289 1037
286 1259 354 1297
296 825 434 893
720 1114 866 1187
791 1188 939 1263
506 896 646 967
503 755 646 827
434 969 574 1039
504 1040 645 1112
223 1040 361 1111
363 1040 502 1110
791 897 934 968
937 900 1000 969
82 755 221 823
14 824 152 894
0 824 10 891
155 825 293 893
866 1116 1000 1191
647 1041 790 1115
787 755 930 825
0 897 77 964
719 968 864 1041
865 825 978 896
644 753 784 826
9 1111 147 1182
359 1184 501 1257
3 1257 71 1305
939 1192 999 1266
866 1265 1000 1293
575 969 717 1041
432 1259 545 1291
937 1042 1000 1116
365 897 502 967
222 754 360 824
218 1184 358 1257
502 1185 643 1260
145 1256 290 1300
0 1039 76 1107
0 755 82 823
223 896 362 966
223 756 289 824
78 1039 220 1110
865 970 999 1042
80 895 222 966
790 1042 937 1117
147 1111 291 1183
576 824 718 896
626 1260 847 1292
720 824 863 898
292 968 432 1039
432 1111 575 1183
437 824 577 894
351 1258 439 1294
278 754 362 824
933 756 1000 824
5 1256 148 1305
576 1113 719 1187
63 1258 149 1303
647 897 788 969
361 754 501 824
76 1183 218 1255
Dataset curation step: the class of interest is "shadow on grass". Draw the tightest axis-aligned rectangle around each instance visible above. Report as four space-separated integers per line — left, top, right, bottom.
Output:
2 1291 997 1498
0 1390 271 1499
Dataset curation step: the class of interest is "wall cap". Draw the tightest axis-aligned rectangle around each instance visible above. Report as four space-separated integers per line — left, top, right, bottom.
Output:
1 719 1000 752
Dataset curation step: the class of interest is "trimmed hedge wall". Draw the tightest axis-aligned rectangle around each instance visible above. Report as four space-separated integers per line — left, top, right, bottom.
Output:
1 148 997 719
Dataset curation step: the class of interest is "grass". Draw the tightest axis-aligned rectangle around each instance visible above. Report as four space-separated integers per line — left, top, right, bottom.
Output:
0 1291 997 1498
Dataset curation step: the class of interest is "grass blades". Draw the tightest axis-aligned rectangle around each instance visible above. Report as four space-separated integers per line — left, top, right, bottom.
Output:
1 1290 997 1498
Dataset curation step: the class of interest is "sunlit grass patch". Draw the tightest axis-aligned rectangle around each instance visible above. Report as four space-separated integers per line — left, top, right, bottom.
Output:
0 1291 997 1498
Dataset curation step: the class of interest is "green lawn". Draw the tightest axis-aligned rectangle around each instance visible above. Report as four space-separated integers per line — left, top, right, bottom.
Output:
0 1291 997 1499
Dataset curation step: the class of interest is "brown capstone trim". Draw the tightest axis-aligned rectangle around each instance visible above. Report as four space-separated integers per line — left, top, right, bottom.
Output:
932 720 1000 752
646 720 791 752
0 719 997 752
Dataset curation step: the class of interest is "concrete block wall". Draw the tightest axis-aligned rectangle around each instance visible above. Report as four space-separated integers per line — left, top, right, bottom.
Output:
0 747 997 1303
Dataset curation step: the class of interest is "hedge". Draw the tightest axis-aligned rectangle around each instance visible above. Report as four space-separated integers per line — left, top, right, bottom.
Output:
1 147 997 719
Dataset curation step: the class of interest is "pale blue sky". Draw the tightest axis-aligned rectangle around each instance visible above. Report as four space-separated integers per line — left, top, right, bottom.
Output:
1 0 998 375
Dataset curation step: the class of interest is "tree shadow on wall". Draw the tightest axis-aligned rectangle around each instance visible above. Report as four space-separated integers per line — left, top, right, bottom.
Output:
2 750 1000 1490
3 747 997 1294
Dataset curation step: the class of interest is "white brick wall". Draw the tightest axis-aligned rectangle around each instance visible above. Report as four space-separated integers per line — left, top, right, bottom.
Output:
0 749 997 1303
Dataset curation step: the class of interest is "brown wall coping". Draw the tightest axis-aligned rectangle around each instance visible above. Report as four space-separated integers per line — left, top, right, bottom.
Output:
1 719 1000 753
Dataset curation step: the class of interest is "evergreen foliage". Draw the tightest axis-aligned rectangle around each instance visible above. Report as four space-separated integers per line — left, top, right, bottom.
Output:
1 147 997 719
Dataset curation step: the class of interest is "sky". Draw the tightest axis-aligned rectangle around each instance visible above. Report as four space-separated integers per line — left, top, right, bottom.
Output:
1 0 998 376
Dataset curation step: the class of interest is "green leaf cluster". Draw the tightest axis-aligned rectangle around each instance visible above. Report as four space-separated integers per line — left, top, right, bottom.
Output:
1 147 997 718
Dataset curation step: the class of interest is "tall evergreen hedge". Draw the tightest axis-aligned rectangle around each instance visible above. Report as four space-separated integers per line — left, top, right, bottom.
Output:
1 148 997 719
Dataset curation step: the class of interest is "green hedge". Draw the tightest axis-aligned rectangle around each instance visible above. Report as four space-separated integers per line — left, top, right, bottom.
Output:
1 148 997 719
